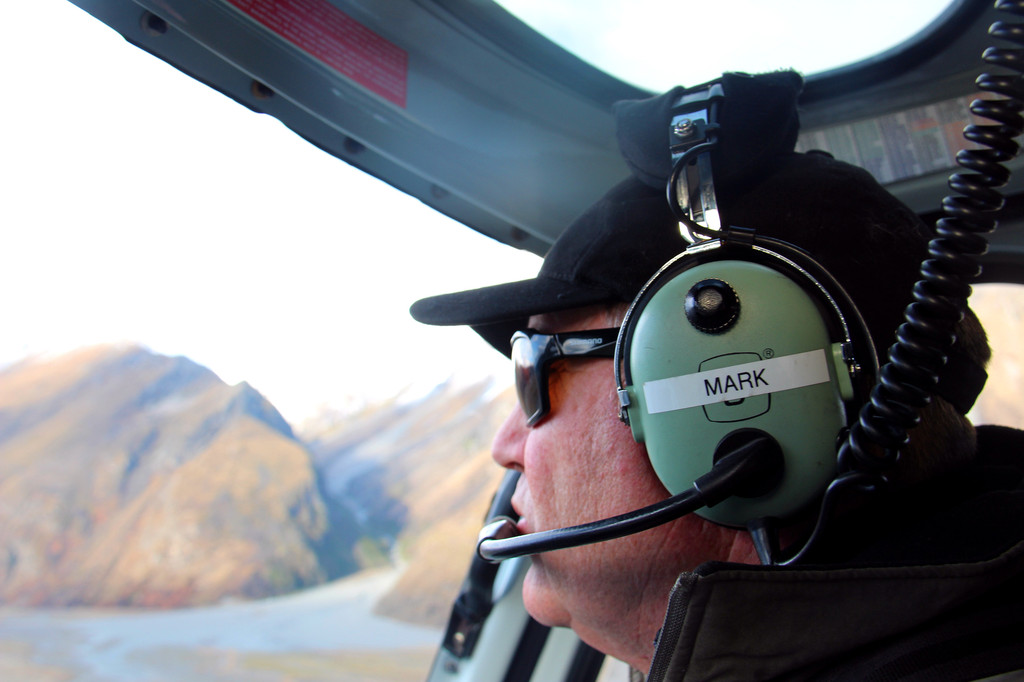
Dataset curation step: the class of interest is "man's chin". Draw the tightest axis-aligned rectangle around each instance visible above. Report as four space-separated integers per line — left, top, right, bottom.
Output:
521 561 572 629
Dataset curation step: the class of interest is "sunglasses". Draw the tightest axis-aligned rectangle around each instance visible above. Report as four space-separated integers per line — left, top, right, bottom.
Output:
511 327 620 426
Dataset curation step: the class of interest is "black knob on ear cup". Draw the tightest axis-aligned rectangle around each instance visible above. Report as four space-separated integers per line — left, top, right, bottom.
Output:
685 279 740 333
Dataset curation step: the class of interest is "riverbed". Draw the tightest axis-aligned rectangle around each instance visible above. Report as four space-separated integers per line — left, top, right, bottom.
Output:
0 569 440 681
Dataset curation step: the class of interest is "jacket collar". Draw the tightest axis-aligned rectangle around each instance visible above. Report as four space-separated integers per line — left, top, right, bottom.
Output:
647 538 1024 681
648 427 1024 681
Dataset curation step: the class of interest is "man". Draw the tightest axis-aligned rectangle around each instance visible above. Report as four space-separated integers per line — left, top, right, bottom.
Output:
411 80 1024 679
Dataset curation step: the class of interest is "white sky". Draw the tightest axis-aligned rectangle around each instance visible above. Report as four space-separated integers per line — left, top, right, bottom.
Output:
2 2 542 423
3 1 952 425
499 0 956 91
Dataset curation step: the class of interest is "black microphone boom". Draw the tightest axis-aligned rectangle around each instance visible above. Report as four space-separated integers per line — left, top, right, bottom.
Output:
477 433 784 562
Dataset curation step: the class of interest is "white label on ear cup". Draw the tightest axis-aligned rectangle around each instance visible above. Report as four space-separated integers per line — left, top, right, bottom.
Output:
642 349 831 414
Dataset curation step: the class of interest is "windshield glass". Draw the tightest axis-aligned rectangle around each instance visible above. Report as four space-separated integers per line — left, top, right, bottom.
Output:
2 2 1013 681
497 0 957 90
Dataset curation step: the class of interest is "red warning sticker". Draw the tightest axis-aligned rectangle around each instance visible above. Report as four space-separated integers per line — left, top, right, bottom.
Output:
225 0 408 108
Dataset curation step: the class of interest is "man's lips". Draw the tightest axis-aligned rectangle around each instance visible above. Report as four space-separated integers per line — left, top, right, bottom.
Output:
511 502 531 534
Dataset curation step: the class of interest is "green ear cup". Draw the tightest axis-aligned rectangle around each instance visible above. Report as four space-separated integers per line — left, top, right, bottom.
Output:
622 258 853 526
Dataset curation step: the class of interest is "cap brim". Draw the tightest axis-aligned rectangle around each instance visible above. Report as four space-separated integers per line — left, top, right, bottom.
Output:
410 276 614 356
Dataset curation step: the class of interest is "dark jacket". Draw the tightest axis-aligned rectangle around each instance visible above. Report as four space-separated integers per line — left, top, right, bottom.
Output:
647 425 1024 681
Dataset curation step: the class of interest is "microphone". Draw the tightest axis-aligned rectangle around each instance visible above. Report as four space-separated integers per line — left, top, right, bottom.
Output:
477 432 784 562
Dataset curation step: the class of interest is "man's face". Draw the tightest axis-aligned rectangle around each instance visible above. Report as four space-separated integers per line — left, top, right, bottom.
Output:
491 304 746 662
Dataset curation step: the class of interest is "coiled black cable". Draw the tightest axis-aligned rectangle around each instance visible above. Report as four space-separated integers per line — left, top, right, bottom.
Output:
838 0 1024 475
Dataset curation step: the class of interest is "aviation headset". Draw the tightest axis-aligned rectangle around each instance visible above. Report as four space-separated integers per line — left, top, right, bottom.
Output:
477 72 990 565
612 80 877 528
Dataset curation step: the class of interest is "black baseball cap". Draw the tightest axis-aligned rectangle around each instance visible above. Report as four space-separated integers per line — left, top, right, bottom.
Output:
409 176 682 355
410 149 933 361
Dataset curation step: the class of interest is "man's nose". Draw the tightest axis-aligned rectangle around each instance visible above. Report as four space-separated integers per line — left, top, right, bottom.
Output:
491 408 527 472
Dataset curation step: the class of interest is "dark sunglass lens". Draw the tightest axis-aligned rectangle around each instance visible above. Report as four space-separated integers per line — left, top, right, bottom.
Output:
511 334 541 424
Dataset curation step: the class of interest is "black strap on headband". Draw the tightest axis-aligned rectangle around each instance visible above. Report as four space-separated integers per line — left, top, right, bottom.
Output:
613 71 804 191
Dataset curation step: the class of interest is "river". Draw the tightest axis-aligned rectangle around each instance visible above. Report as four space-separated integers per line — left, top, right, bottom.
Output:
0 568 441 681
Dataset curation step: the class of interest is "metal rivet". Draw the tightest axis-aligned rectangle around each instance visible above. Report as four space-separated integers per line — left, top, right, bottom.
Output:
251 81 274 100
343 137 366 155
673 118 696 138
140 11 168 37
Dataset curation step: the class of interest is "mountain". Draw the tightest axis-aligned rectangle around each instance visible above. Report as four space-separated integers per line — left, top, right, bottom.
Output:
0 343 517 624
0 345 361 607
301 379 515 627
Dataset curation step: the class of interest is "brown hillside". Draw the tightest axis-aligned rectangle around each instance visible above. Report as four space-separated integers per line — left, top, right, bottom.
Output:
0 345 342 607
303 380 516 627
969 285 1024 428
